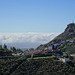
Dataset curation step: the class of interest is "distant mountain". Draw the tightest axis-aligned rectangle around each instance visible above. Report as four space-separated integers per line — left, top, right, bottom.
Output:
37 23 75 53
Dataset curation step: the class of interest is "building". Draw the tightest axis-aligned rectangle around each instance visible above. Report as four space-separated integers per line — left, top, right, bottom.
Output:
70 54 75 57
48 46 52 50
59 57 70 63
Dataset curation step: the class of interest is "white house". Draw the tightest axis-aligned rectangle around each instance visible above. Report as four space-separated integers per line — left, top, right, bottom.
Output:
59 58 70 63
12 53 22 56
69 40 74 43
70 54 75 57
44 48 48 50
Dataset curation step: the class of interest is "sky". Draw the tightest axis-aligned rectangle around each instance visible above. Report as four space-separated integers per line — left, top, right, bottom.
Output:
0 0 75 48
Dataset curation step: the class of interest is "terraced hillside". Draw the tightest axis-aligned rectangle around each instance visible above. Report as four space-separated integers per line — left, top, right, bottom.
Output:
0 55 75 75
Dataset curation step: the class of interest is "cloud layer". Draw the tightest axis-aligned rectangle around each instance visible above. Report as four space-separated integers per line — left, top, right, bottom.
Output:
0 32 59 48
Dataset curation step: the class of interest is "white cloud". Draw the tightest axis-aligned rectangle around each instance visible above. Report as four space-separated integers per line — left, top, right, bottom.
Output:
0 32 59 48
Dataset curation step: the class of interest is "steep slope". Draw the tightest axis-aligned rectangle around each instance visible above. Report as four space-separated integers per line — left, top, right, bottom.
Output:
0 56 75 75
11 58 75 75
37 23 75 51
50 23 75 43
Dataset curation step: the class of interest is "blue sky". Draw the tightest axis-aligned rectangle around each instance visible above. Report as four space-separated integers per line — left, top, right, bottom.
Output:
0 0 75 48
0 0 75 33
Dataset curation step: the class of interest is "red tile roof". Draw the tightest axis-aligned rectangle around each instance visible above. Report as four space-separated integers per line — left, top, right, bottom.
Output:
27 50 40 54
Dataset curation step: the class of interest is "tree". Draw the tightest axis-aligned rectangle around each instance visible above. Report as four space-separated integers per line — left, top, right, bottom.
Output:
10 47 16 52
52 44 55 50
0 45 2 49
4 44 7 49
17 49 23 53
29 48 34 51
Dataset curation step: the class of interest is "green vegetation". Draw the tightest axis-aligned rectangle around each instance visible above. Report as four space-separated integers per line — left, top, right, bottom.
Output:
0 44 23 57
0 23 75 75
0 55 26 75
31 54 34 59
0 44 12 56
37 23 75 54
0 55 75 75
57 43 75 54
33 55 55 59
10 46 23 53
11 57 75 75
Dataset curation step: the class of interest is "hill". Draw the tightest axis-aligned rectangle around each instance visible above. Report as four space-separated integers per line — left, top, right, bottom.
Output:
0 55 75 75
37 23 75 53
50 23 75 43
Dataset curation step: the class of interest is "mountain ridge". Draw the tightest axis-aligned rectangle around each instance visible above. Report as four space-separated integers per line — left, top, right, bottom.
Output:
37 23 75 53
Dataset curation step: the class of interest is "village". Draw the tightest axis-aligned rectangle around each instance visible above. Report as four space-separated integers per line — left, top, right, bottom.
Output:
22 39 75 63
0 39 75 63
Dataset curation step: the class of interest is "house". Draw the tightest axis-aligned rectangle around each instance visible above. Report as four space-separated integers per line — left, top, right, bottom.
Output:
59 57 70 63
54 43 61 49
70 54 75 57
69 40 74 43
12 53 22 56
61 41 67 44
48 46 52 50
26 50 41 54
45 48 48 50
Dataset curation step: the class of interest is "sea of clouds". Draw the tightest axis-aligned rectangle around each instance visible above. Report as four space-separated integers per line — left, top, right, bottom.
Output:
0 32 59 49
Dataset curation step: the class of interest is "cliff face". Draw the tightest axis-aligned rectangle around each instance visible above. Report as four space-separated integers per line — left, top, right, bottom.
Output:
37 23 75 50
